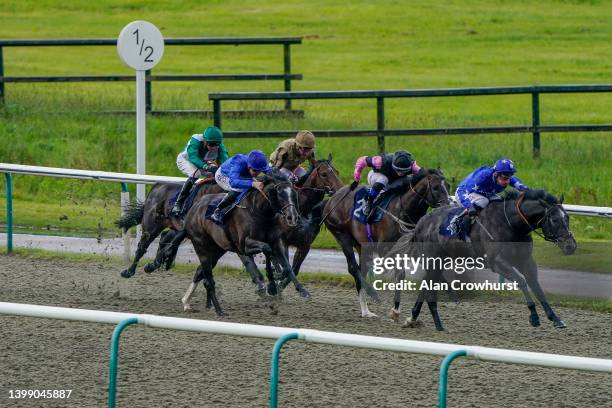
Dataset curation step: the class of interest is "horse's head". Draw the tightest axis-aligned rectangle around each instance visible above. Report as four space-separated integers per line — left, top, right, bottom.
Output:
262 174 300 227
537 193 577 255
410 168 451 208
297 154 343 195
515 190 577 255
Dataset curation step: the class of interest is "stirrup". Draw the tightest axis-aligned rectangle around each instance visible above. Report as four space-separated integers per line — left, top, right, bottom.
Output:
170 204 182 217
211 209 223 223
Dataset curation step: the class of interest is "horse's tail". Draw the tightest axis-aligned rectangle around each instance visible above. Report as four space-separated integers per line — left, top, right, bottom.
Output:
115 201 145 232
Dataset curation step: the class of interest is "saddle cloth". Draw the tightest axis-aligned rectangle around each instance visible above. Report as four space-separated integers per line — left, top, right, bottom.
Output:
439 206 467 240
352 187 397 224
204 190 249 224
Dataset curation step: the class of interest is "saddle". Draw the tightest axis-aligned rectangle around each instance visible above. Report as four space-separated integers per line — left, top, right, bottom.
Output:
352 187 397 224
204 190 249 224
196 175 216 185
439 206 468 240
168 183 203 216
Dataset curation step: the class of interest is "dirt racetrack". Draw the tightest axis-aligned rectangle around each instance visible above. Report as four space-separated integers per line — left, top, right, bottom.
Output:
0 254 610 408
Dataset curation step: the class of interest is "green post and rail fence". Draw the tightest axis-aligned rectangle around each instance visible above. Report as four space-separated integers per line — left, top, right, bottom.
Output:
0 37 303 117
209 84 612 156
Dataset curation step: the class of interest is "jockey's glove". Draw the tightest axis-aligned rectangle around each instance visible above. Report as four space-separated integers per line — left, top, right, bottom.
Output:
350 180 359 191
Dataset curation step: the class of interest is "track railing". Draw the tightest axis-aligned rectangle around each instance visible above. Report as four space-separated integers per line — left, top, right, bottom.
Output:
1 162 611 255
209 84 612 156
0 37 303 115
0 302 610 408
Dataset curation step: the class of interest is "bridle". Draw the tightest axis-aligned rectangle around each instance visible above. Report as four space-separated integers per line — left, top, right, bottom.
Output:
386 173 449 229
406 173 449 209
293 161 339 196
504 192 572 243
250 181 298 222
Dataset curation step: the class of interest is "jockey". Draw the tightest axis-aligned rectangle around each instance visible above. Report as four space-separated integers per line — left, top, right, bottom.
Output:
351 150 421 217
211 150 271 223
455 157 529 240
171 126 229 217
269 130 317 181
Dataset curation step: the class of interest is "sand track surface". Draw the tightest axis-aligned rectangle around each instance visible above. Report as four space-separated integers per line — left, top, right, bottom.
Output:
0 255 610 407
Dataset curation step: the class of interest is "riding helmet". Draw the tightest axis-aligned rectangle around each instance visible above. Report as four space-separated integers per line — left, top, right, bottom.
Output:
493 158 516 174
391 150 414 172
247 150 270 172
203 126 224 142
295 130 315 149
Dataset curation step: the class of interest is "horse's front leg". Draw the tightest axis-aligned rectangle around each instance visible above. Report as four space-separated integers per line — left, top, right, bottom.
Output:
519 257 565 328
238 253 267 297
388 268 405 322
494 256 540 327
271 240 310 299
243 237 278 295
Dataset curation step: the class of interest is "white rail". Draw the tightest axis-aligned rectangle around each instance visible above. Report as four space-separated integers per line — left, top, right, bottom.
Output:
1 162 611 217
1 302 611 373
0 162 184 184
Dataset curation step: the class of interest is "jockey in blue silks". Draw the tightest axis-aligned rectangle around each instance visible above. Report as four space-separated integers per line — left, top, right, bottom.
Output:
455 158 529 241
211 150 271 222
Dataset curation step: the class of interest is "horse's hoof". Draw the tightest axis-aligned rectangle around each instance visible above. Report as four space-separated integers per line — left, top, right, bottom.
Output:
267 284 278 297
388 308 400 322
120 269 134 278
298 288 311 299
256 285 267 297
403 318 423 328
143 263 157 273
361 311 378 318
554 319 567 329
278 279 290 291
529 315 541 327
435 326 445 332
183 305 197 313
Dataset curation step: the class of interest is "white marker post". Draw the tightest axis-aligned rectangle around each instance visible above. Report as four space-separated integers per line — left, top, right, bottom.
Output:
117 21 164 239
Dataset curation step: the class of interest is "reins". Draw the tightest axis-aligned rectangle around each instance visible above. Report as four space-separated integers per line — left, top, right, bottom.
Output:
503 192 564 243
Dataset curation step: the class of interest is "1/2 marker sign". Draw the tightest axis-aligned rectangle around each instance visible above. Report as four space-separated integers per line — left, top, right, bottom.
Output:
117 21 164 71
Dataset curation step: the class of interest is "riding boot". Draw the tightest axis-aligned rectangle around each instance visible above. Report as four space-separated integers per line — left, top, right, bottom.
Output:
363 182 385 221
171 176 196 217
211 190 241 223
463 206 481 242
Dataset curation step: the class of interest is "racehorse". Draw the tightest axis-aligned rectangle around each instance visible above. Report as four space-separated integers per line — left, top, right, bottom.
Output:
323 168 451 317
116 178 223 278
402 189 576 331
145 158 343 294
177 173 303 316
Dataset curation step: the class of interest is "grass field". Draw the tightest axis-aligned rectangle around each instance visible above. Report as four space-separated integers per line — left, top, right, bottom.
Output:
0 0 611 242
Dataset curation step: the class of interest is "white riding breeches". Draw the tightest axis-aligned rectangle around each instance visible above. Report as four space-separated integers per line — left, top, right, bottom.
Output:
215 170 247 192
367 170 389 187
177 152 203 178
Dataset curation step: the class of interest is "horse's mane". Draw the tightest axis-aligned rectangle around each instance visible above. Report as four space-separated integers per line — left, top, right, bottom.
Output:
505 189 559 205
411 167 444 185
263 169 290 184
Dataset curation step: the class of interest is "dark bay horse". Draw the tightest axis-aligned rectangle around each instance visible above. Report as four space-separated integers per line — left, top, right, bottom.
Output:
272 157 344 289
324 168 450 317
146 158 344 294
116 179 223 278
178 174 303 316
403 189 576 331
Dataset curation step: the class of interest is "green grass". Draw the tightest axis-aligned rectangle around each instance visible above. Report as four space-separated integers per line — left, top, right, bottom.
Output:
6 248 611 313
0 0 610 242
